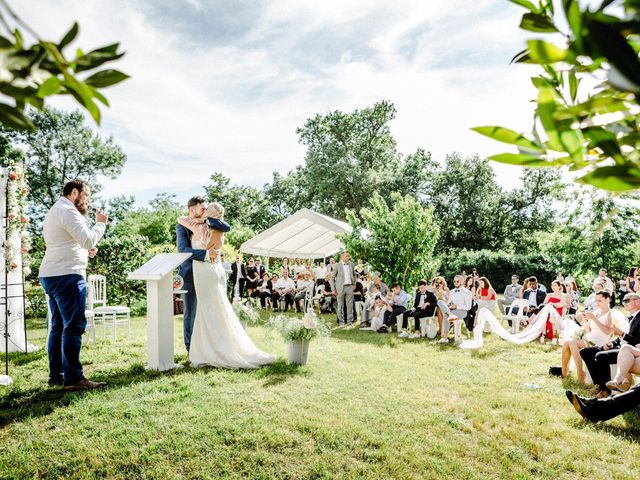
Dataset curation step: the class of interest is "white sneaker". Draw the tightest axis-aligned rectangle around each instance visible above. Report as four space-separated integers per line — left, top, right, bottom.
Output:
438 337 449 344
398 331 409 338
409 332 421 339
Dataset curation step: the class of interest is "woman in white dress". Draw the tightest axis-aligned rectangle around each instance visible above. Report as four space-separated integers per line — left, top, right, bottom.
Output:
178 203 277 369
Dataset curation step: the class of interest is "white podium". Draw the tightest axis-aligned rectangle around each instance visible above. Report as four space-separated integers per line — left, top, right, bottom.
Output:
128 253 191 371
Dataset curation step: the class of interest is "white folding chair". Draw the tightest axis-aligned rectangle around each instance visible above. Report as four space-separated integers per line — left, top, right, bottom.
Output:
502 298 530 334
45 294 96 344
87 274 131 341
419 316 438 338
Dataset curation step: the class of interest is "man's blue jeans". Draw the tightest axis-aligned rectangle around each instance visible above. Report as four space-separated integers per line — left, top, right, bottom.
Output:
182 282 197 352
40 274 87 385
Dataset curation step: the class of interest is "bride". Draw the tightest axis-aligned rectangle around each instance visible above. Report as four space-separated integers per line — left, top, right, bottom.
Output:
178 202 277 368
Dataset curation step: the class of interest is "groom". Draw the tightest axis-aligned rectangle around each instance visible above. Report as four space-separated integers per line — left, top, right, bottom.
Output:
176 196 207 352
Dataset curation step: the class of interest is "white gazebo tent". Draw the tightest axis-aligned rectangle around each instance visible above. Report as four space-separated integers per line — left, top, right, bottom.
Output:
240 208 352 259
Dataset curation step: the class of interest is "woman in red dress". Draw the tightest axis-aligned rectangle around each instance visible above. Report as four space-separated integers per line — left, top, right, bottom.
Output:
542 280 568 339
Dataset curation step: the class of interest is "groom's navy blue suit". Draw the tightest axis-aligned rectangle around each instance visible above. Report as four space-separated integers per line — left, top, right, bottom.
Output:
176 223 207 351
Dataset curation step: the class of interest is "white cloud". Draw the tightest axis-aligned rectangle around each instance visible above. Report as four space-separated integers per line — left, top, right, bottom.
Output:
21 0 542 206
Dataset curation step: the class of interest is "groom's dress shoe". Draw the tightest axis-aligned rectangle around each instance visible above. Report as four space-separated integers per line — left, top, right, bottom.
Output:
565 390 599 423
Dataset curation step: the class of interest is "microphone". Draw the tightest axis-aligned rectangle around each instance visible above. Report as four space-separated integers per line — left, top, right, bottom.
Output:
89 206 113 223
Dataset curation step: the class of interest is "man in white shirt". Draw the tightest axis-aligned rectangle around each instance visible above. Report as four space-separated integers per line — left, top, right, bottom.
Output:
39 179 108 391
437 275 472 343
382 284 409 330
273 270 296 312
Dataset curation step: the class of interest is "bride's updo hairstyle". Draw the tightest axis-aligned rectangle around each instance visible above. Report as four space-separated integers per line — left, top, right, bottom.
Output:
205 202 224 220
205 202 231 233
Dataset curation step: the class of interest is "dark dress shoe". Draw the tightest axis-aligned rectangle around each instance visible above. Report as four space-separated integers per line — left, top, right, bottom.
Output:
565 390 599 423
64 378 107 391
48 379 64 387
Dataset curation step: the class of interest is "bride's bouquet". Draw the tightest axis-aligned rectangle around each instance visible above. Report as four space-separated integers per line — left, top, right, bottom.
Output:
269 310 331 342
232 299 260 326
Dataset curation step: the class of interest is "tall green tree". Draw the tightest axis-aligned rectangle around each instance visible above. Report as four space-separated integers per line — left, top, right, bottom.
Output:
340 193 440 289
1 107 126 224
110 194 182 245
204 172 272 231
295 100 401 218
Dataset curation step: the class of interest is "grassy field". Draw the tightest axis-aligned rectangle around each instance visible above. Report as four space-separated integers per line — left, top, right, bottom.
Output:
1 313 640 479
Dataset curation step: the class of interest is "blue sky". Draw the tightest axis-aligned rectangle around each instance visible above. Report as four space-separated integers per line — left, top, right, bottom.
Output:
24 0 541 206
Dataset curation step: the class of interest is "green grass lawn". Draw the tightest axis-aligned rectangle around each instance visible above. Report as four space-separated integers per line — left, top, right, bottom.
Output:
1 313 640 479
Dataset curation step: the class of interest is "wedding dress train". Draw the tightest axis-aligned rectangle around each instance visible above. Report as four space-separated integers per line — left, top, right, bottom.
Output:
459 305 629 349
189 258 277 368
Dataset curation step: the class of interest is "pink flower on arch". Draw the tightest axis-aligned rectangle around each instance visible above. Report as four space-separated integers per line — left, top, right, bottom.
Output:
20 216 29 223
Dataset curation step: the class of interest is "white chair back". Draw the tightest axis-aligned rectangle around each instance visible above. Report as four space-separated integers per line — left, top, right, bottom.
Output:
505 298 529 316
88 274 108 310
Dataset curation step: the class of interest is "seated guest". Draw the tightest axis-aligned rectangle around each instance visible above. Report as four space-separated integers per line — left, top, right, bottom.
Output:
497 275 522 314
606 342 640 392
294 272 315 313
382 284 409 330
314 261 328 287
272 270 295 312
369 272 389 298
399 280 437 339
319 276 336 313
541 280 569 339
593 267 615 307
475 277 497 312
584 279 605 311
565 386 640 423
464 276 476 297
291 258 305 277
253 272 273 309
580 292 640 396
361 282 381 327
521 276 546 317
562 290 616 383
437 275 472 343
432 276 449 336
369 295 388 332
564 280 579 315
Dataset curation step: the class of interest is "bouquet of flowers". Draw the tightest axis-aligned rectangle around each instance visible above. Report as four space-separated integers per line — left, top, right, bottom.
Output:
232 299 260 325
269 310 331 342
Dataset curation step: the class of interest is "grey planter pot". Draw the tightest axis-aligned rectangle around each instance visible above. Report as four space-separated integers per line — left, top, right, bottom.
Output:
286 338 310 365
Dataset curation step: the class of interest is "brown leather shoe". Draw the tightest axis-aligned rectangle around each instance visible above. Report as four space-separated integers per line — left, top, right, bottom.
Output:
64 378 107 391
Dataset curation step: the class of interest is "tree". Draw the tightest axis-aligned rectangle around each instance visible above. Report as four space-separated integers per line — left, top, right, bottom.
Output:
1 107 126 225
340 193 440 289
204 172 273 231
0 2 128 130
426 153 509 251
474 0 640 192
295 100 402 218
110 194 183 245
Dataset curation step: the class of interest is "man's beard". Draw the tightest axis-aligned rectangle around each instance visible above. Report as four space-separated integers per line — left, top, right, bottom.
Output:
75 198 88 216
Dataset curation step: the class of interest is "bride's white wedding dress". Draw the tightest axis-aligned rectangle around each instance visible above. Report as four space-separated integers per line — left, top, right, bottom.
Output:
188 235 276 368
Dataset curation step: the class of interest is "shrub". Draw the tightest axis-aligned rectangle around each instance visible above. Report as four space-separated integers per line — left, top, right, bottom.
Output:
89 235 153 308
437 249 558 289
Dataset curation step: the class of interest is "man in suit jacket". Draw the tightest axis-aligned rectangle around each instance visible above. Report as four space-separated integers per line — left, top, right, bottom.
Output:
580 292 640 395
334 251 357 325
522 276 546 316
176 196 207 352
255 258 266 279
400 280 438 338
230 254 247 299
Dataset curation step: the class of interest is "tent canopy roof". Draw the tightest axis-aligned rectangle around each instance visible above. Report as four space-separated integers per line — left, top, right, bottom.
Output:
239 208 352 259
